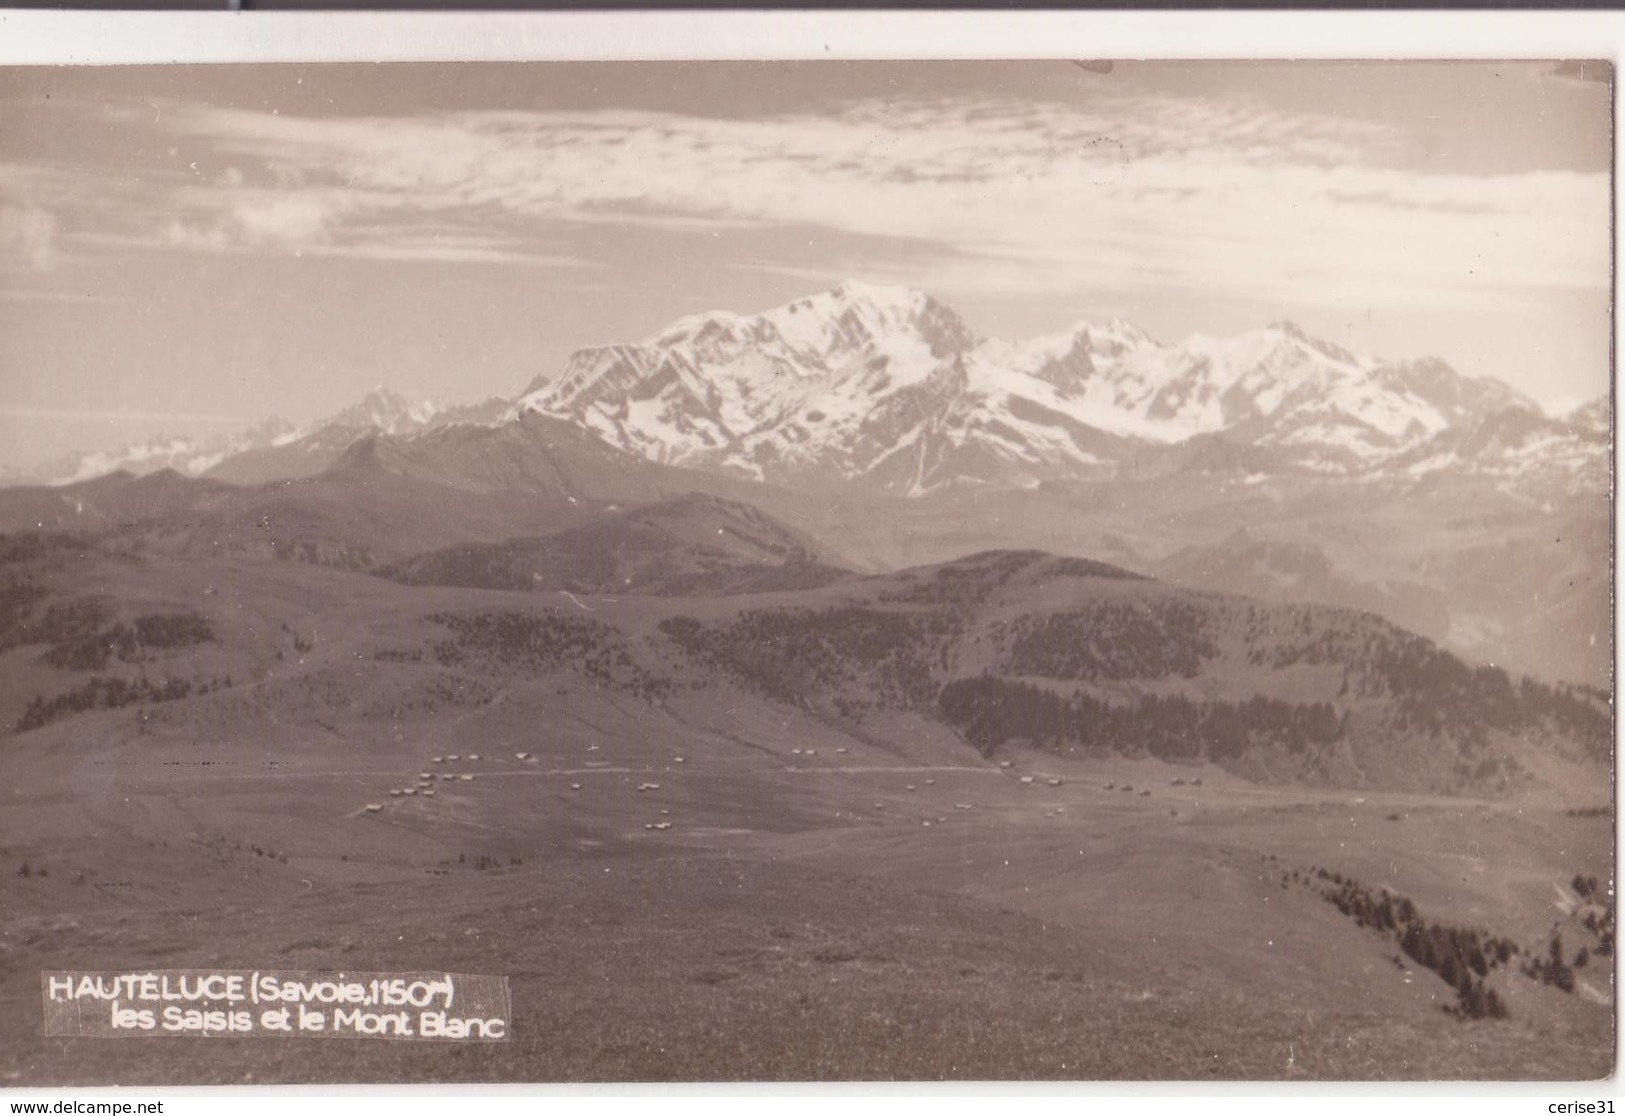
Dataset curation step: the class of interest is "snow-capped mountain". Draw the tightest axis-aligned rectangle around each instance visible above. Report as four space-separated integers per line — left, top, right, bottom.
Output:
514 281 1596 494
20 388 503 487
24 283 1602 499
27 416 298 488
513 283 980 489
1380 398 1611 485
320 386 465 437
204 388 509 485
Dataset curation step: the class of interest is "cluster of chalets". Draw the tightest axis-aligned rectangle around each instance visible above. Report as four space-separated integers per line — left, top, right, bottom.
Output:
362 749 544 815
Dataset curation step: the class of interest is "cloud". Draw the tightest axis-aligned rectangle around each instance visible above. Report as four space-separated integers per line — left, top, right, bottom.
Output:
162 187 347 252
157 182 579 267
55 87 1615 316
0 203 56 271
298 236 588 268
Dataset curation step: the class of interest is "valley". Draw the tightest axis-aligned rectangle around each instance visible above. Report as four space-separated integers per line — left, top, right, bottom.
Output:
1 56 1612 1093
0 535 1612 1082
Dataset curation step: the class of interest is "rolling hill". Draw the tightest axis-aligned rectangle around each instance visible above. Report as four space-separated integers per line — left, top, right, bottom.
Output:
380 492 852 597
645 549 1608 798
5 531 1600 801
0 414 822 574
0 529 1611 1083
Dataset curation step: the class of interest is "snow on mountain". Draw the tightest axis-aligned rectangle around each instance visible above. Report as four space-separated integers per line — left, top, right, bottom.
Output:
516 282 1580 493
206 389 509 485
33 416 298 488
27 284 1601 498
26 388 499 487
1381 399 1610 487
319 386 460 437
514 282 983 490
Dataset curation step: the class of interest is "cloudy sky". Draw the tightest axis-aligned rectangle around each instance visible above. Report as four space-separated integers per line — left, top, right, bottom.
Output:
0 60 1611 472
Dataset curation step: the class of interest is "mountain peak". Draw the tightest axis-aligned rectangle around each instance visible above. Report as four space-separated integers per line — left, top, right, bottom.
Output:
832 277 914 302
1075 316 1155 351
826 279 942 317
324 387 449 436
503 283 1592 494
772 280 975 360
1259 319 1360 366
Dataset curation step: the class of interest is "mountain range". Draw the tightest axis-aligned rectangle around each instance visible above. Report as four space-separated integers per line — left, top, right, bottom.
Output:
513 281 1605 493
19 388 508 489
12 281 1608 495
0 281 1609 688
3 287 1611 1086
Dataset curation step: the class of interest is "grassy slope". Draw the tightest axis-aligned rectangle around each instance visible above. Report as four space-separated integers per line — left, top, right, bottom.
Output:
0 550 1612 1083
643 550 1608 798
380 493 852 597
744 470 1611 689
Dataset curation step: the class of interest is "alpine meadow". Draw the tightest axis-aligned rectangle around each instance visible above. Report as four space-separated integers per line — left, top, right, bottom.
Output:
0 58 1613 1084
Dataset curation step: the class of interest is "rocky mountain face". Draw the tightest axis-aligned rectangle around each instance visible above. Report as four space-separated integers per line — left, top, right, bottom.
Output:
1377 397 1610 486
514 281 1604 495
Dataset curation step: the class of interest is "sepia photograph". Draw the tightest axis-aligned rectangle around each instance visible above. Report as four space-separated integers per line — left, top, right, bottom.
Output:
0 30 1614 1090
